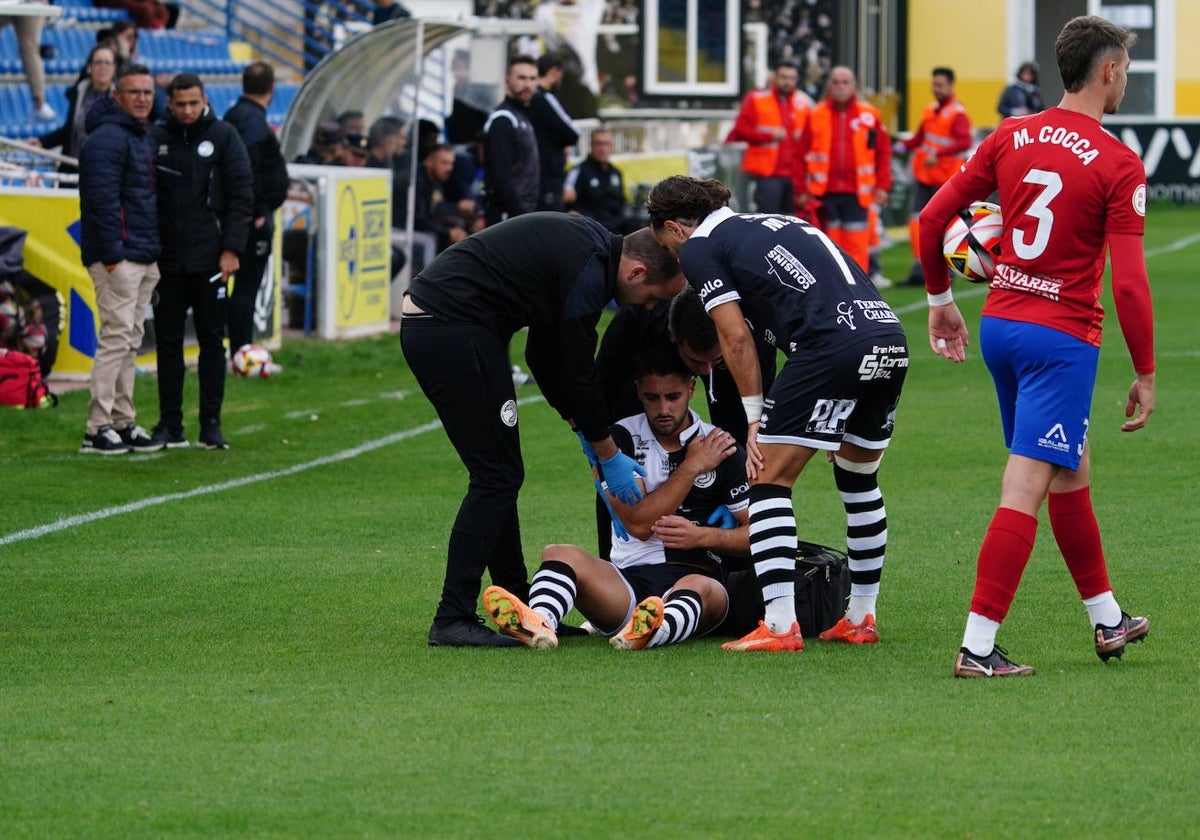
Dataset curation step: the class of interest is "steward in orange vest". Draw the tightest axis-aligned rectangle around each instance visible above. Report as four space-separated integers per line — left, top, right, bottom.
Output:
897 67 973 284
725 60 812 214
796 67 893 272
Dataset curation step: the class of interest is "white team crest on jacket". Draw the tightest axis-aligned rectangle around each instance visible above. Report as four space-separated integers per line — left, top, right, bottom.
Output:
197 140 215 158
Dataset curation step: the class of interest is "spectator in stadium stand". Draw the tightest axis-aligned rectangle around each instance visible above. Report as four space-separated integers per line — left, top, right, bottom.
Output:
31 45 118 170
724 59 812 214
336 110 365 141
94 0 178 30
796 66 893 283
481 54 540 226
895 66 972 286
76 64 163 455
223 61 291 354
372 0 412 25
529 53 581 212
394 143 470 273
563 127 632 234
294 122 346 165
344 134 370 165
919 15 1153 678
0 0 56 122
997 61 1045 119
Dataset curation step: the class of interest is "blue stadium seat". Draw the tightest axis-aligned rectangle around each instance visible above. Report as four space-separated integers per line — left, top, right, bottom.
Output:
0 83 69 140
138 30 247 77
0 27 21 75
54 0 130 23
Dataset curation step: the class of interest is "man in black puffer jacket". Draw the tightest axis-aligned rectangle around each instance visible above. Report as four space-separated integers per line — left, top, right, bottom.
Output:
222 61 290 353
150 72 253 450
77 63 164 455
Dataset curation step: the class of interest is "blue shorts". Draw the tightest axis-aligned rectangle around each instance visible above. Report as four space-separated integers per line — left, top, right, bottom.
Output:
980 317 1097 470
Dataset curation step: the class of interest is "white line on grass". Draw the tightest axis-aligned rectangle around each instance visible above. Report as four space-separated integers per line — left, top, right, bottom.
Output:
0 395 545 549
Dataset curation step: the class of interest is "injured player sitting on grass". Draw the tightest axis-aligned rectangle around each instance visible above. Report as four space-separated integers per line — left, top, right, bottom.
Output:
484 339 752 650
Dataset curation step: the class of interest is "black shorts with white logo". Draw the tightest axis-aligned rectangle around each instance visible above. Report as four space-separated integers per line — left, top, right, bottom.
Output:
759 331 907 451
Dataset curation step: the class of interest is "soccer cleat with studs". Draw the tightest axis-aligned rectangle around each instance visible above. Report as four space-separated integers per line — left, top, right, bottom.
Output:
483 585 558 649
1095 612 1149 662
818 613 879 644
953 645 1035 678
722 620 804 652
610 595 664 651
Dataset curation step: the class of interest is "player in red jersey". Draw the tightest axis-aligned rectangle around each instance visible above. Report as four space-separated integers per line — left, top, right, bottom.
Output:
917 15 1154 677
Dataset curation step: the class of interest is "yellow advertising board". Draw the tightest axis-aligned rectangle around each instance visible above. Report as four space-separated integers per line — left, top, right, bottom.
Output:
0 186 283 380
0 186 122 379
286 164 392 339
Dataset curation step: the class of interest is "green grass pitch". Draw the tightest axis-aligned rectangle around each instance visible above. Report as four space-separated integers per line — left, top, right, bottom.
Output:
2 205 1198 837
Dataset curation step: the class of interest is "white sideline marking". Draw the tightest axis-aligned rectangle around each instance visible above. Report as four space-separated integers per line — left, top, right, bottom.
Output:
890 231 1198 317
0 396 545 549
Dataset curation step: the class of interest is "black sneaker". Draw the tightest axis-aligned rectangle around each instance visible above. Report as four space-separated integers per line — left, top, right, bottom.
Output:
197 424 229 450
953 645 1035 678
428 617 522 647
150 424 190 449
80 424 132 455
1095 612 1150 662
117 424 166 452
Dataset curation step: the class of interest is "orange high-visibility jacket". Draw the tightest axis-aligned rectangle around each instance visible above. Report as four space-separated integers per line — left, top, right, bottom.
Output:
729 87 810 178
804 99 887 208
911 98 969 185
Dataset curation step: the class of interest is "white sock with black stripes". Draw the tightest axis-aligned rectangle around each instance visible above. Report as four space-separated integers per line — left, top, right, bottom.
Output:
833 455 886 624
648 589 702 647
749 483 798 633
527 560 577 632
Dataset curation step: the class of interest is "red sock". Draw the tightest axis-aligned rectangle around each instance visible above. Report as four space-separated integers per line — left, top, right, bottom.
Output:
1048 486 1111 598
970 507 1038 622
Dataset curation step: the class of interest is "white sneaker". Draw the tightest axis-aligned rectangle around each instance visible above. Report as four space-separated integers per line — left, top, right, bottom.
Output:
870 272 894 290
31 102 57 123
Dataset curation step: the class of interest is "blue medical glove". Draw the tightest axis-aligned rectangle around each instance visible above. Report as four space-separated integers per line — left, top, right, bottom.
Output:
599 450 646 506
596 478 631 541
574 429 598 467
706 505 737 530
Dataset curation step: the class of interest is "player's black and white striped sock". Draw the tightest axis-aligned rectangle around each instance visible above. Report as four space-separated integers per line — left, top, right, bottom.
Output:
527 560 577 631
749 483 797 633
648 589 702 648
833 456 886 623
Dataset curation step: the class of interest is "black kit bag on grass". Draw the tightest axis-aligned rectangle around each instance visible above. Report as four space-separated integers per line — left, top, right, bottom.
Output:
721 541 851 639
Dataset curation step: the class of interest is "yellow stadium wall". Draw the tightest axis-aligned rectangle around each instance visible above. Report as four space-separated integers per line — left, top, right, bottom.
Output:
1175 3 1200 116
906 1 1009 131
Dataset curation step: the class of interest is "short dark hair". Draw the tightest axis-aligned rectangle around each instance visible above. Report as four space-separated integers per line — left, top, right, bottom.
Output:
115 63 151 88
621 227 682 287
242 61 275 96
367 115 404 148
633 333 692 383
774 59 800 74
111 19 137 37
1056 15 1136 93
667 285 717 354
508 53 538 71
932 66 955 84
537 53 563 77
336 110 363 128
167 72 204 96
422 143 454 162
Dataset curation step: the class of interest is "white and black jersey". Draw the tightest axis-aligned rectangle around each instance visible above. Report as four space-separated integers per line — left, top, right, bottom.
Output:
408 212 622 441
608 410 750 571
682 207 902 356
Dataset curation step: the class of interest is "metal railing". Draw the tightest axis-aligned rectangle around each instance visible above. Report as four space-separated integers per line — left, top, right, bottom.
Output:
183 0 375 80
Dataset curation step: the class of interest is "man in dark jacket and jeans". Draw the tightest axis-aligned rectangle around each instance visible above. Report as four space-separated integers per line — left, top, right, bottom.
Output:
77 63 164 455
223 61 290 353
151 72 253 450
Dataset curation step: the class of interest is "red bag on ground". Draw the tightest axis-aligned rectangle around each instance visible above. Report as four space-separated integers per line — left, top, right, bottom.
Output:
0 347 56 408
